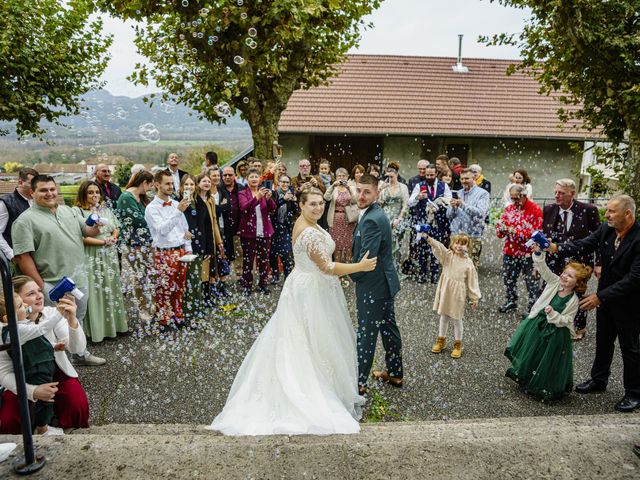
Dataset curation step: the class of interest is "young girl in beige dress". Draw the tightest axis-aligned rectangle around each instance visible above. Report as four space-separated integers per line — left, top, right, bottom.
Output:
427 233 481 358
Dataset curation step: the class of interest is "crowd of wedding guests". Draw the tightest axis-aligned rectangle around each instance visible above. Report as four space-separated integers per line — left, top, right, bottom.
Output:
0 151 638 438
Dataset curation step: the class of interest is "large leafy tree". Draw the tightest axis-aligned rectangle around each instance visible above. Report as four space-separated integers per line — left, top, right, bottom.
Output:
99 0 381 160
0 0 112 138
484 0 640 202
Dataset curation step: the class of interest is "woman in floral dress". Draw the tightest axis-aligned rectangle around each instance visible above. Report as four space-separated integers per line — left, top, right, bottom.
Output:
379 162 409 276
324 167 357 263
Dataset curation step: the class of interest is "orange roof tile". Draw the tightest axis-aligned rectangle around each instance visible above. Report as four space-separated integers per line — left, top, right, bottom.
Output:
279 55 602 140
0 181 17 195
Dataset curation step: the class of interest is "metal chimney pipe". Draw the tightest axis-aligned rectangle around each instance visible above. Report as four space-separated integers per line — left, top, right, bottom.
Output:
452 34 469 73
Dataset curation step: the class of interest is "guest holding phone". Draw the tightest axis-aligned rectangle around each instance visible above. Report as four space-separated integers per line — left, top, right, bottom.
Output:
324 168 358 263
446 168 490 267
238 168 277 295
269 175 298 283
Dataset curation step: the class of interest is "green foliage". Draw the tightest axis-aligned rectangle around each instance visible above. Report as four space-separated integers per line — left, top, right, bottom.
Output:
367 386 389 422
584 166 614 198
59 184 80 206
99 0 380 160
181 145 234 175
482 0 640 203
114 162 134 187
0 0 112 139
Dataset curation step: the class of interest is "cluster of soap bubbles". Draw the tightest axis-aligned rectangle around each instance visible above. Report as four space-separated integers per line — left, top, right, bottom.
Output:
138 123 160 143
214 102 232 118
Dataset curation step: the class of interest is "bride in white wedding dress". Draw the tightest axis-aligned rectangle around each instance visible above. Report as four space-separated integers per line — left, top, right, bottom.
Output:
208 188 376 435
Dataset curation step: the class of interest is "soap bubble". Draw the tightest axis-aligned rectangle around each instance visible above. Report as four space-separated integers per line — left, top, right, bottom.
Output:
214 102 232 118
138 123 160 143
242 97 249 104
245 38 257 49
248 27 257 37
233 55 245 65
181 0 189 7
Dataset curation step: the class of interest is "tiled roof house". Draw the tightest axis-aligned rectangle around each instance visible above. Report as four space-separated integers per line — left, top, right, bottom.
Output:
277 54 603 198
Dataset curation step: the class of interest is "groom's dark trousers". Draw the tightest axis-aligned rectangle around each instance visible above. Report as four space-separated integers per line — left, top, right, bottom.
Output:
351 202 403 387
355 296 403 387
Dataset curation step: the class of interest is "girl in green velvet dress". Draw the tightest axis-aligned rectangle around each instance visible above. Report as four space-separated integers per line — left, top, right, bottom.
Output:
505 249 592 401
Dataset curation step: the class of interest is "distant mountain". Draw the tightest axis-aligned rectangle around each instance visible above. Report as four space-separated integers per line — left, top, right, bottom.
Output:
0 89 252 145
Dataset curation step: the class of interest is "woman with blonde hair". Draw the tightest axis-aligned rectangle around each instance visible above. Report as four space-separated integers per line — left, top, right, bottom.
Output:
379 161 409 275
235 160 248 186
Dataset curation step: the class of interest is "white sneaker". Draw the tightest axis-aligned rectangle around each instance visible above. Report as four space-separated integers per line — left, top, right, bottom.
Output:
73 354 106 366
42 426 64 436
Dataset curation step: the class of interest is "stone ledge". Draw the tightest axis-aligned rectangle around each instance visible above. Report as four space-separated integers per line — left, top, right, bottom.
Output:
1 415 638 479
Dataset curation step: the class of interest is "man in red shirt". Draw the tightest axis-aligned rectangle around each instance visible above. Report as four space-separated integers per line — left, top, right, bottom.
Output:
496 184 543 313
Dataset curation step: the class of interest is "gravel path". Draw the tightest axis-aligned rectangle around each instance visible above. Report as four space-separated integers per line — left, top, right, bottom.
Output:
79 235 630 425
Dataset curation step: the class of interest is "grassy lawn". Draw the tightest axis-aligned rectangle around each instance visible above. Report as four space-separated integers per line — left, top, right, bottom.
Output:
59 184 79 206
99 140 222 148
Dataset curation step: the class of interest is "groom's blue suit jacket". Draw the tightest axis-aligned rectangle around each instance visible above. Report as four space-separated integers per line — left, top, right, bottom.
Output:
351 202 401 301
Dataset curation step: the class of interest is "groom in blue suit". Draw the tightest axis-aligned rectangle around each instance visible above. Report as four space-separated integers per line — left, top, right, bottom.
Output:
351 174 404 393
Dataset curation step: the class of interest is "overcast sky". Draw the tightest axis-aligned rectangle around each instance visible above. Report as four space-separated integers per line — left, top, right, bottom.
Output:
101 0 529 98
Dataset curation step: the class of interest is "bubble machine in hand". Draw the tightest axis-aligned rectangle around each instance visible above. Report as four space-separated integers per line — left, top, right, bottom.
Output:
49 277 85 302
85 213 108 227
414 224 432 234
525 230 550 255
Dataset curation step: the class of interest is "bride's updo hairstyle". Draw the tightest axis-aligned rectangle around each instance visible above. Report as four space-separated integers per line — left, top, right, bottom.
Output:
298 187 324 205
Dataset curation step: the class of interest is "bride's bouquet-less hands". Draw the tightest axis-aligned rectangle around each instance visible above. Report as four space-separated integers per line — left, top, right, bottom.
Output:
358 250 377 272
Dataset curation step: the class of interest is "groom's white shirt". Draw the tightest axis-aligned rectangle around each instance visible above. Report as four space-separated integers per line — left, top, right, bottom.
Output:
358 206 370 222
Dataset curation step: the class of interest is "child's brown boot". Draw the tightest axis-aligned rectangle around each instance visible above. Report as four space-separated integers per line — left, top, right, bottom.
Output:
431 336 446 353
451 340 463 359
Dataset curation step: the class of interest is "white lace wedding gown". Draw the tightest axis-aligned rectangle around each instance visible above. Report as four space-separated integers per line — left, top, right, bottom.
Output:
208 226 364 435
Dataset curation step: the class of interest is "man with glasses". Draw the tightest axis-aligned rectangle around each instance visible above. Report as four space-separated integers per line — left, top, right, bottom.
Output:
220 166 246 267
496 183 542 313
447 168 490 266
541 178 601 339
269 175 298 283
291 159 326 195
94 164 121 206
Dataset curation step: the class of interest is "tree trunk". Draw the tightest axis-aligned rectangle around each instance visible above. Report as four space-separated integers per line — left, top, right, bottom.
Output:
628 132 640 206
247 108 281 161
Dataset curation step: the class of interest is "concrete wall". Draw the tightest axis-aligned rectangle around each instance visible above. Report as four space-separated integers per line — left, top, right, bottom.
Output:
279 133 582 200
381 136 424 181
384 136 582 200
464 137 581 200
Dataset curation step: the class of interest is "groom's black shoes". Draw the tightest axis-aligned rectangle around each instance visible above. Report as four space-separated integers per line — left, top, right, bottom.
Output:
575 379 607 394
373 370 403 388
614 396 640 412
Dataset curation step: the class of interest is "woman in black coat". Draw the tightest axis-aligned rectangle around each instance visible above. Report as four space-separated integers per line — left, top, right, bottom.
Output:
269 174 298 283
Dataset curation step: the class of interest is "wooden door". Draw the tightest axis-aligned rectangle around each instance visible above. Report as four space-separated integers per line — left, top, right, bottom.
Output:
311 135 384 174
